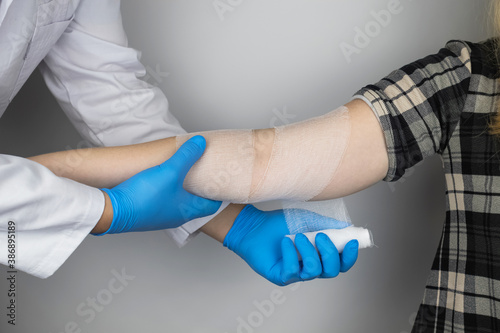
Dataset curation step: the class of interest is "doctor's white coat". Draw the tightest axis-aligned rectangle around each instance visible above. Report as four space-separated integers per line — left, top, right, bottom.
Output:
0 0 227 279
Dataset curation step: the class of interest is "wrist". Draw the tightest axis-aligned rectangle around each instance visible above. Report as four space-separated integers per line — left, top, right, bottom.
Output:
223 205 264 251
200 204 245 243
91 190 114 235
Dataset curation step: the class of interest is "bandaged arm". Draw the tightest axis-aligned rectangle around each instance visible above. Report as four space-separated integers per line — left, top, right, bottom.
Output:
28 99 388 237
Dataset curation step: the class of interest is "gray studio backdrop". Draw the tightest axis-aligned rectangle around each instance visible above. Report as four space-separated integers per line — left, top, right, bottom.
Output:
0 1 492 332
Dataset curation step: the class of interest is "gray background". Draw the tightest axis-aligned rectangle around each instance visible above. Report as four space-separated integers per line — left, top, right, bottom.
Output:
0 0 492 332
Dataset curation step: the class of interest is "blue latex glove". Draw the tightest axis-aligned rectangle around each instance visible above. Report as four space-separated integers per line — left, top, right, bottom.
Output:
224 205 359 286
96 136 222 235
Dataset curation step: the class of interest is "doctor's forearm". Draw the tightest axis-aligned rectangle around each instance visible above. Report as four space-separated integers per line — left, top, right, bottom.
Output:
28 137 252 239
27 134 255 239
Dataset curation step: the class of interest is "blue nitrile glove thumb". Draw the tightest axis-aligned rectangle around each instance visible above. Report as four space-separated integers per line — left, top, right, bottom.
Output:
95 135 222 235
224 205 359 286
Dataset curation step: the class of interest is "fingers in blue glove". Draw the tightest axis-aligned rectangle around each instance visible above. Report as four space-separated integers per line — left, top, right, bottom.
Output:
339 239 359 273
294 233 322 281
168 135 222 221
178 194 222 221
281 237 301 285
162 135 207 180
100 135 222 234
315 232 340 278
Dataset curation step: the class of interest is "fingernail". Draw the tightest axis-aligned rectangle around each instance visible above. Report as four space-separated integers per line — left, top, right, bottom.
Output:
317 233 328 241
295 233 307 242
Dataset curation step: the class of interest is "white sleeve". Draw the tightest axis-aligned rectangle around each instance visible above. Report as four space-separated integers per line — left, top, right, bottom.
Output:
0 155 104 279
39 0 227 247
39 0 185 147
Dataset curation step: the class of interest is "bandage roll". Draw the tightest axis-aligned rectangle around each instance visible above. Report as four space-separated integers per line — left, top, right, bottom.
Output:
286 226 374 259
281 198 374 256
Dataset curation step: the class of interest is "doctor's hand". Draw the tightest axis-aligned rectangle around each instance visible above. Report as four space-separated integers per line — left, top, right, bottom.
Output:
94 136 222 235
223 205 359 286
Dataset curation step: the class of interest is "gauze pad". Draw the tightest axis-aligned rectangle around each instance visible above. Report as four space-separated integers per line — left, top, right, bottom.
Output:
176 106 351 203
282 199 351 235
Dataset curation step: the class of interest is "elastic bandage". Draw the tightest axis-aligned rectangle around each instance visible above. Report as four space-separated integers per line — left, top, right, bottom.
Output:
176 106 351 203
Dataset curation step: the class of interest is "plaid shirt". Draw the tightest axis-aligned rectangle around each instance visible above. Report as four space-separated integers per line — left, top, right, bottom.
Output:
354 38 500 332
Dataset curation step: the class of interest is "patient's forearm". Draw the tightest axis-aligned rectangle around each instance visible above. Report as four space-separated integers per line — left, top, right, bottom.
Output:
28 99 388 201
175 99 387 202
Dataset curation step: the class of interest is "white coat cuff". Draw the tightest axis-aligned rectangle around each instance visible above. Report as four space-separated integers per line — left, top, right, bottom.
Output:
30 186 105 279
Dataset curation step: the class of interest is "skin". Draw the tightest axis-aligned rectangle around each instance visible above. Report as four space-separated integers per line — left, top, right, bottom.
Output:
28 99 388 242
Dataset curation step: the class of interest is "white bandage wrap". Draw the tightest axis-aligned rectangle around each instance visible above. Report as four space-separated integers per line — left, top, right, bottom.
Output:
286 226 374 257
176 106 351 203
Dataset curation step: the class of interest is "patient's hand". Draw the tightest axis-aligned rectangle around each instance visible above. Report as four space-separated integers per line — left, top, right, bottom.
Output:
223 205 358 286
